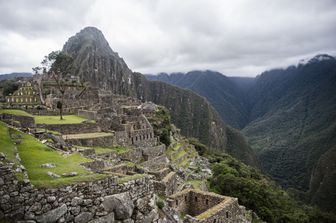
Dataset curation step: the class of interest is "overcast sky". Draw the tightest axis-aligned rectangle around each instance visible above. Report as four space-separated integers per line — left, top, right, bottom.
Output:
0 0 335 76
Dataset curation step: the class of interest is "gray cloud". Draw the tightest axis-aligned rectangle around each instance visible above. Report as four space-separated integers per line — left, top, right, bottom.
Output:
0 0 335 76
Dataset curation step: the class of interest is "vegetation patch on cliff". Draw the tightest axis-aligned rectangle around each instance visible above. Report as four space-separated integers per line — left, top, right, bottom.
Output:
148 106 172 146
207 152 336 223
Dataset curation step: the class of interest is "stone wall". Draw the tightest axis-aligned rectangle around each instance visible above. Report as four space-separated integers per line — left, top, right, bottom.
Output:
36 123 100 134
162 172 177 196
153 172 177 196
26 109 72 116
141 155 170 171
141 144 165 161
148 168 171 181
0 160 158 223
81 160 107 172
78 110 97 120
168 189 242 223
0 114 35 128
188 199 242 223
65 135 115 147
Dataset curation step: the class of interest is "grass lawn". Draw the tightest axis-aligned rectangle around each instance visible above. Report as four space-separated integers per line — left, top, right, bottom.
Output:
34 115 92 125
0 121 16 162
13 129 105 187
94 146 129 154
77 145 129 154
0 109 33 117
63 132 113 139
118 174 146 184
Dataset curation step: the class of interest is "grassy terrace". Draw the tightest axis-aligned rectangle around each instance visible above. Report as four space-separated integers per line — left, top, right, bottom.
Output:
0 109 33 117
77 145 129 154
63 132 113 139
166 141 198 168
0 121 106 187
34 115 93 125
117 174 146 184
0 122 16 161
16 131 105 187
0 109 94 125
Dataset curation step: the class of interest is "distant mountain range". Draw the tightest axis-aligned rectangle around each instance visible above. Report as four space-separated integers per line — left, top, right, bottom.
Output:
146 71 252 129
0 72 32 80
146 54 336 212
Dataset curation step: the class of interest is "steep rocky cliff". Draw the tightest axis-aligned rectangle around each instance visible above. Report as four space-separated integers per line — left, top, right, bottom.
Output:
62 27 256 166
146 71 251 129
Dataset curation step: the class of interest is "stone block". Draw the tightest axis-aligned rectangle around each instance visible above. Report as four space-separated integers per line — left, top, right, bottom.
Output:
102 193 134 220
36 204 67 223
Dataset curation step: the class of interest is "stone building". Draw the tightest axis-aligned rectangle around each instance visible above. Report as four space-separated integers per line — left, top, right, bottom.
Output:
5 82 40 106
168 189 243 223
121 109 157 147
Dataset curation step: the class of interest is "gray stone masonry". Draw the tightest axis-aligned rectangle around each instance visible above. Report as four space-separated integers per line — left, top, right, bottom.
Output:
0 159 157 223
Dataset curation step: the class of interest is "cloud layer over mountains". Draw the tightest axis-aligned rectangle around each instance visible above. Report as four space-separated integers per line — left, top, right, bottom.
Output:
1 0 335 76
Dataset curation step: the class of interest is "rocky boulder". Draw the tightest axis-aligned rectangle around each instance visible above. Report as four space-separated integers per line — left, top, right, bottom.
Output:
36 204 67 223
102 192 134 220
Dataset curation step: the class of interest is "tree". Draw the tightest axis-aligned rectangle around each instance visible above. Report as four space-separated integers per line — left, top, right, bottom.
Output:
0 80 19 96
37 51 75 120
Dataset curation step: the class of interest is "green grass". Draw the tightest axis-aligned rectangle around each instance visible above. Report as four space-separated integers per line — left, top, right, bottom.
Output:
94 146 129 154
34 115 92 125
63 132 113 139
0 122 16 162
0 109 33 117
77 146 129 154
173 150 186 161
35 128 61 135
117 174 145 184
187 180 203 189
14 129 105 187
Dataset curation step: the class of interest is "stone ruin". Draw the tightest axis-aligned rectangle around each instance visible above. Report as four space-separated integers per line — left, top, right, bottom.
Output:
0 82 250 222
168 189 245 223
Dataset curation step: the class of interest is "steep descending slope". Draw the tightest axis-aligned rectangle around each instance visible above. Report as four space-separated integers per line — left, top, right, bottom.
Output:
243 56 336 198
146 71 250 128
148 54 336 212
309 147 336 212
62 27 256 166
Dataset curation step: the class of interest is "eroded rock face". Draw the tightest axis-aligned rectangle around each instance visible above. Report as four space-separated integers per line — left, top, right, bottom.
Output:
36 204 67 223
102 193 134 220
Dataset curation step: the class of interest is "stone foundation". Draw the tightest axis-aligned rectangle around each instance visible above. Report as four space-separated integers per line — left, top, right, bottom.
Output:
168 189 243 223
0 114 35 128
65 135 115 147
0 160 158 223
37 123 100 135
153 171 177 196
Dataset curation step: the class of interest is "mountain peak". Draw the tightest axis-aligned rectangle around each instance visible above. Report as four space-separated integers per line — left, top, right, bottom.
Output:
61 27 132 91
298 54 335 66
63 26 121 60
